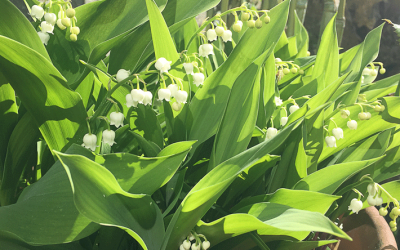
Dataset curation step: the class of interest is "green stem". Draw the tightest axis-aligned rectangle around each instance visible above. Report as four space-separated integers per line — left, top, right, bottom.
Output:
98 116 110 130
86 118 92 134
249 232 270 250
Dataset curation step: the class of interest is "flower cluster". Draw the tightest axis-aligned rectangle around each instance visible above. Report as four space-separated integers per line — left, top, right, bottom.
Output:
275 58 303 79
180 232 210 250
31 1 79 45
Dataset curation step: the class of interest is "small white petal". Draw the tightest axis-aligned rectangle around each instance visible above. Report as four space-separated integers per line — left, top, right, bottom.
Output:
116 69 130 82
41 21 54 34
31 5 44 19
171 102 182 111
206 29 217 41
266 127 278 140
183 63 194 75
83 133 97 151
215 26 225 36
348 198 363 214
289 104 299 114
340 110 350 118
274 96 283 106
109 112 124 128
192 73 205 87
332 127 344 140
199 44 214 57
131 89 145 103
102 130 116 146
221 30 232 42
44 13 57 25
37 31 50 45
280 117 288 126
167 84 179 97
142 91 153 106
175 90 188 104
347 120 357 130
158 88 171 102
155 57 171 74
325 136 337 148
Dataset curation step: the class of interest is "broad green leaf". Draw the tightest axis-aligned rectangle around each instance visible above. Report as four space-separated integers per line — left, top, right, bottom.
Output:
0 36 87 153
162 169 187 217
0 0 49 60
188 0 290 154
95 141 195 194
294 157 384 194
361 73 400 101
257 54 276 128
231 189 340 215
209 50 268 169
161 119 300 250
130 131 161 157
55 152 165 250
293 12 309 58
0 73 18 174
311 15 339 91
339 44 361 73
275 240 338 250
196 202 350 246
0 113 39 206
0 146 99 245
387 20 400 44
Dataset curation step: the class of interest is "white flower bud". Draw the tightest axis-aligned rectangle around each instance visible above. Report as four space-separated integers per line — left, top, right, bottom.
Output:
175 90 188 104
172 102 182 111
375 196 383 206
158 88 171 102
370 69 378 77
266 127 278 140
232 21 243 32
202 241 211 250
193 73 205 87
167 84 179 97
116 69 130 82
143 91 153 106
358 112 368 120
37 31 50 45
191 243 200 250
362 68 370 75
82 133 97 151
182 240 191 250
280 117 288 126
365 112 371 120
44 13 57 25
206 29 217 41
71 26 80 35
31 5 44 19
155 57 172 74
275 58 282 63
347 120 357 130
183 63 194 75
325 136 336 148
41 21 54 34
332 127 344 140
367 183 377 196
109 111 124 128
289 104 299 114
215 26 225 36
66 8 76 18
180 245 186 250
274 96 283 106
199 44 214 57
188 234 195 241
56 19 66 30
221 30 232 42
126 93 138 108
367 195 377 206
131 89 145 103
102 129 116 146
340 110 350 119
348 198 363 214
61 17 71 27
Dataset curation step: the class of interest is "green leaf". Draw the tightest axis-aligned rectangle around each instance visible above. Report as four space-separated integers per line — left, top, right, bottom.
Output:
196 202 350 246
0 0 50 60
0 73 18 174
0 113 39 205
161 119 300 250
0 36 87 153
361 73 400 101
231 188 340 215
294 157 384 194
130 131 161 157
293 12 309 58
311 15 339 91
275 240 338 250
188 0 291 154
55 151 165 250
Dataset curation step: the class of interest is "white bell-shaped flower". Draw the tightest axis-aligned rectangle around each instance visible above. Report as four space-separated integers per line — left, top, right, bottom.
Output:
362 68 371 75
289 104 299 114
348 198 363 214
175 90 188 104
232 21 243 32
367 183 378 196
191 243 200 250
126 93 138 108
102 129 116 146
116 69 130 82
44 13 57 25
266 127 278 140
199 44 214 57
131 89 145 103
31 5 44 19
365 112 371 120
82 133 97 151
347 120 357 130
193 73 205 87
158 88 171 102
109 111 124 128
71 27 80 35
182 240 191 250
275 96 283 106
143 91 153 106
56 19 66 30
370 69 378 76
202 241 211 250
221 30 232 42
172 102 182 111
183 63 194 75
37 31 50 45
41 21 54 34
206 29 217 41
167 84 179 97
332 127 344 140
180 245 186 250
325 136 336 148
155 57 172 74
215 26 225 36
358 112 368 120
341 110 350 118
367 194 383 206
280 117 288 126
